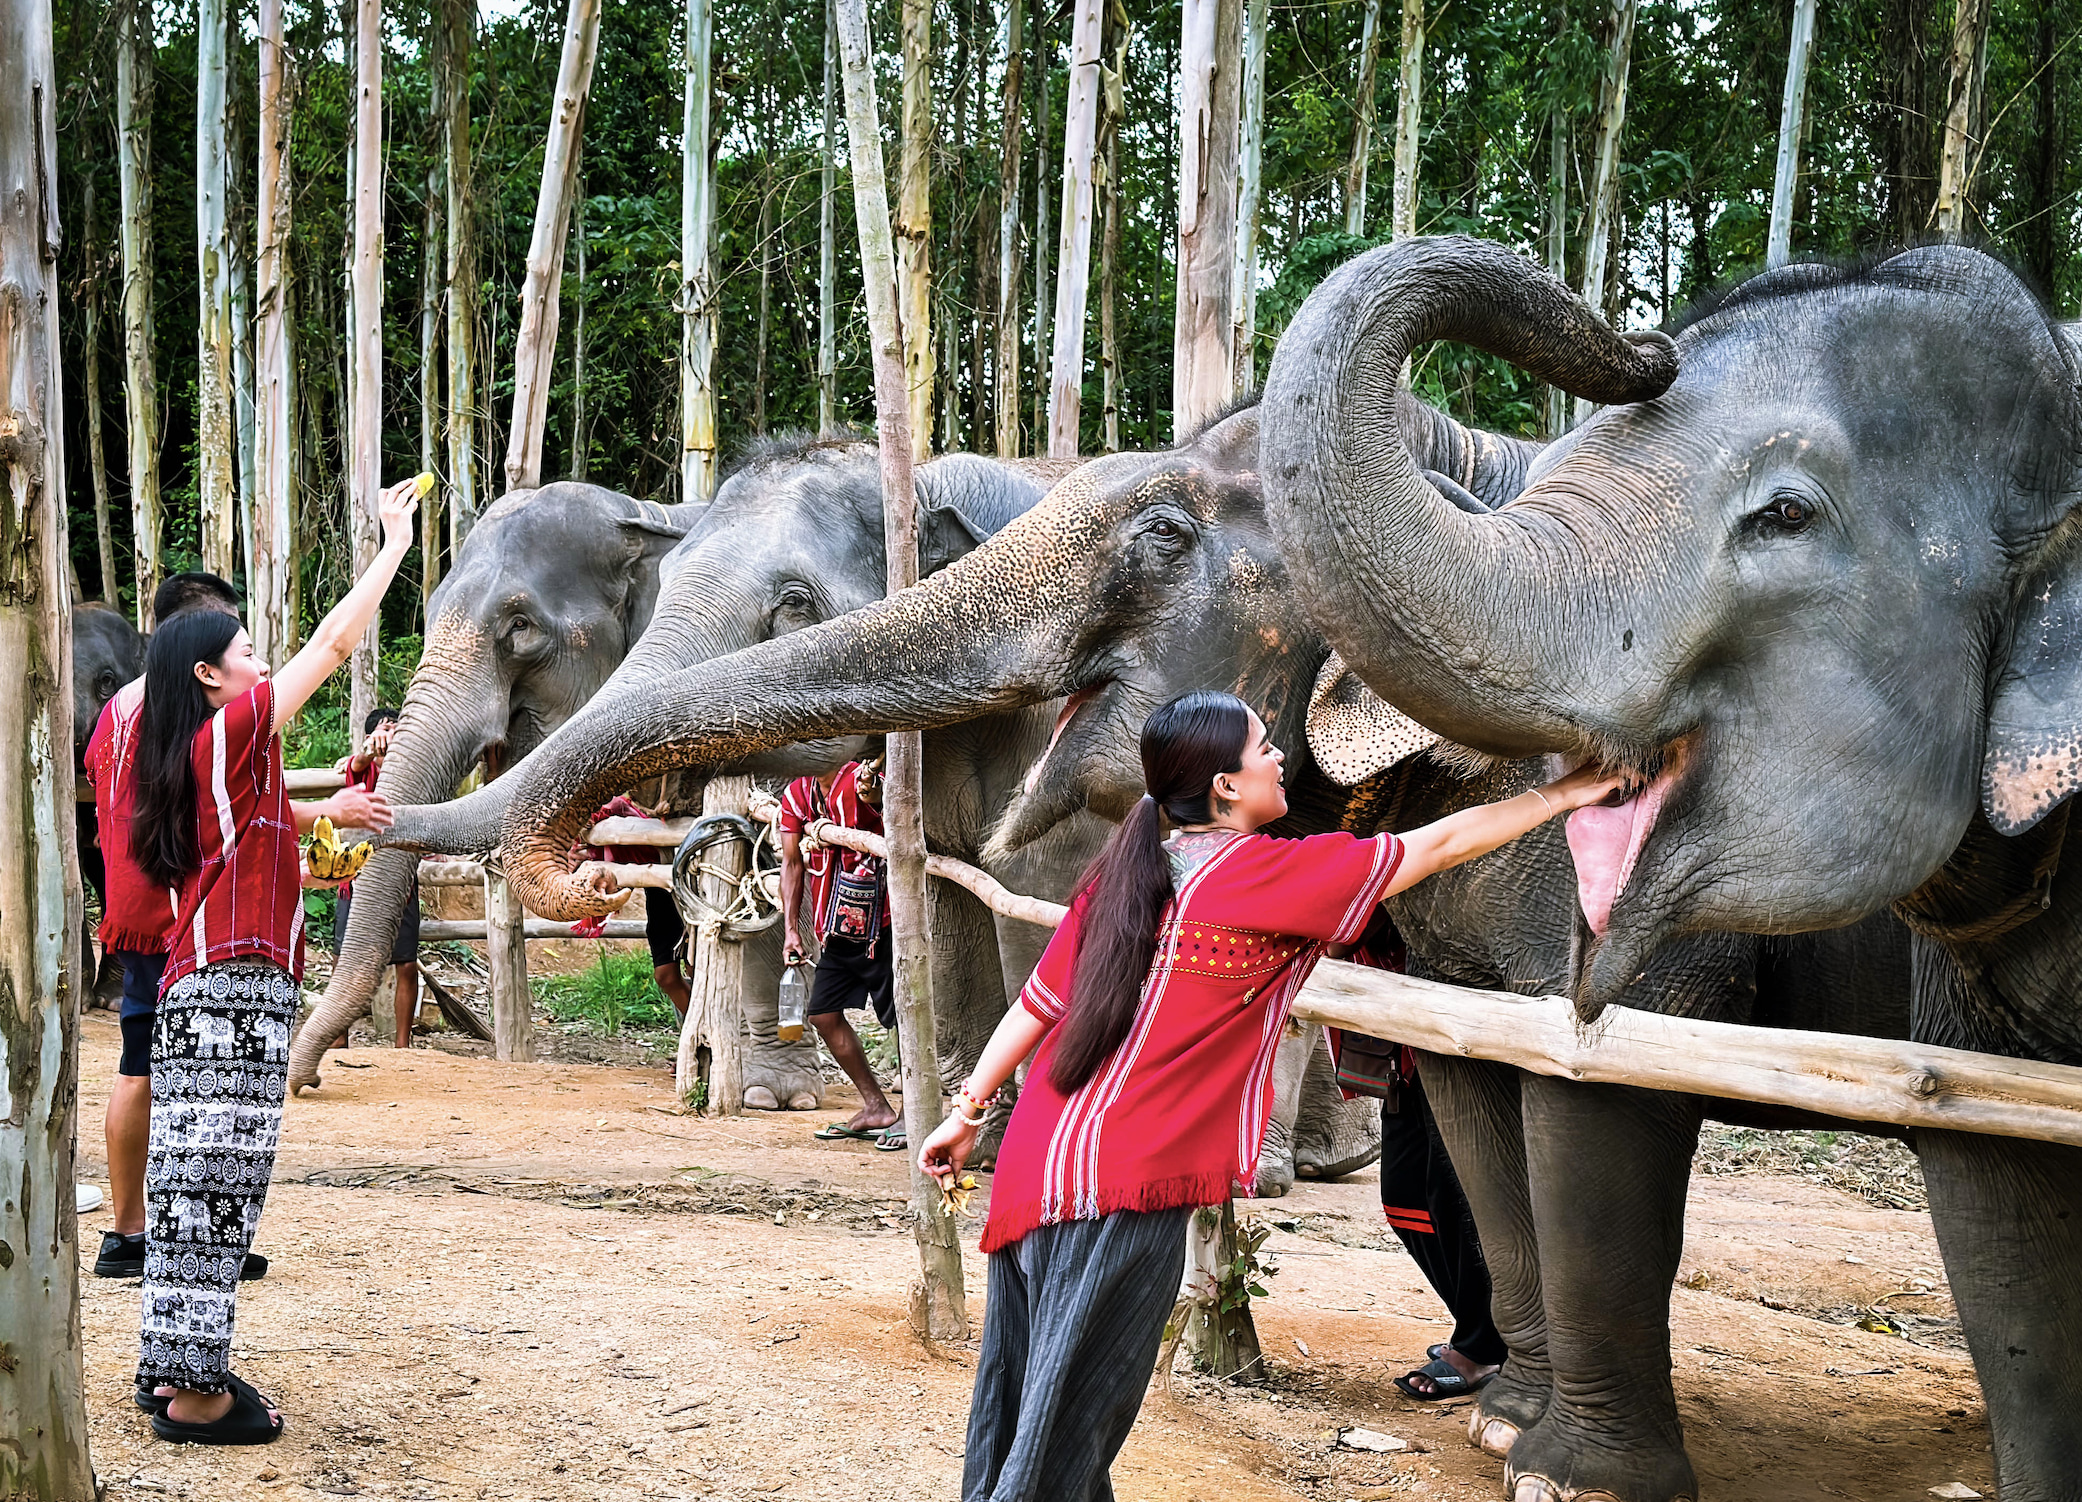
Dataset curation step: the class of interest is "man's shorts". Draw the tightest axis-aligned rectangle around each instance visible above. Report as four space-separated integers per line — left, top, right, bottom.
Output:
333 880 421 966
808 933 896 1030
116 949 167 1078
646 893 686 971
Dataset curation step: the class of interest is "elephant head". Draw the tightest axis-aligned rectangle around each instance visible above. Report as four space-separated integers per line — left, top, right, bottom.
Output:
73 601 144 769
1257 235 2082 1012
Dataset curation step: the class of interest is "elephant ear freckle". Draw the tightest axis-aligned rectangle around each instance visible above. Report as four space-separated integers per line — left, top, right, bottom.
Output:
1623 629 1634 651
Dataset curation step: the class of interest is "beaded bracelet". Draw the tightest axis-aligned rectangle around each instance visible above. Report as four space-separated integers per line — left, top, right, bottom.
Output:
952 1082 999 1123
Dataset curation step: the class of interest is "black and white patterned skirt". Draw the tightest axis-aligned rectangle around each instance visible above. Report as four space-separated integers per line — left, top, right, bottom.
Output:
136 958 298 1395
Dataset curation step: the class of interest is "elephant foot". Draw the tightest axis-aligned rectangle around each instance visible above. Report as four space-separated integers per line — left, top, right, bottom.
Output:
1469 1409 1521 1458
1501 1422 1696 1502
743 1086 780 1110
787 1091 819 1110
1467 1367 1548 1457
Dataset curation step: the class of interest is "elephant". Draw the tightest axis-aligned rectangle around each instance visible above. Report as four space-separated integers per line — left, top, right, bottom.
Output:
185 1012 236 1059
1257 234 2080 1501
73 601 147 1004
169 1195 213 1241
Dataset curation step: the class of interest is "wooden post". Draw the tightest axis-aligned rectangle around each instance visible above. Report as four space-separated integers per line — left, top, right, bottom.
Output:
195 0 236 581
117 0 161 626
0 0 97 1481
1933 0 1988 242
993 0 1024 458
1230 0 1264 393
818 0 839 437
83 181 120 604
679 0 716 500
1172 0 1243 439
676 774 750 1108
1572 0 1637 425
252 0 292 665
442 0 479 544
483 868 534 1062
505 0 600 495
1389 0 1423 240
834 0 969 1339
349 0 383 744
898 0 934 462
1767 0 1818 268
1344 0 1381 236
1044 0 1102 458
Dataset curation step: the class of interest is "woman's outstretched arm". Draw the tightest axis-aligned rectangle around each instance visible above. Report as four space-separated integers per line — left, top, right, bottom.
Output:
917 1005 1050 1187
1384 761 1630 898
269 477 421 733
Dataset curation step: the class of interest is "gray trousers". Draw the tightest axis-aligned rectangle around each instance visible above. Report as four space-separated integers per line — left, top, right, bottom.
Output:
962 1206 1193 1502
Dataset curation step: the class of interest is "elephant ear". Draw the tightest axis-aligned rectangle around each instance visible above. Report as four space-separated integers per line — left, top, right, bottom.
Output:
1984 538 2082 834
1306 651 1442 787
915 454 1052 576
617 505 695 640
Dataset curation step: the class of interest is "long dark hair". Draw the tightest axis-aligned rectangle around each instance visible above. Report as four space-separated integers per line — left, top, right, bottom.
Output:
131 610 244 888
1049 690 1253 1094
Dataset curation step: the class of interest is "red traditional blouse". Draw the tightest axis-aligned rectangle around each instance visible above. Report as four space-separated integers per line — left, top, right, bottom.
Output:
777 763 889 937
85 681 179 955
161 680 308 993
980 828 1404 1253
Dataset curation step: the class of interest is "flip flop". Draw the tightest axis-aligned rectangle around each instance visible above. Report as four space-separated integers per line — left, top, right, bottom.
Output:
812 1125 884 1142
874 1126 909 1152
1394 1356 1497 1402
150 1374 284 1446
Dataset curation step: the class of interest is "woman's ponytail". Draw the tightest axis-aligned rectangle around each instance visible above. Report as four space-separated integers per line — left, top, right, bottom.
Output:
1048 692 1251 1094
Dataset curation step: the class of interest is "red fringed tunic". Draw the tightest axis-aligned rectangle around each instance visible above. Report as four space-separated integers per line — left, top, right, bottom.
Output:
84 681 179 955
979 828 1403 1254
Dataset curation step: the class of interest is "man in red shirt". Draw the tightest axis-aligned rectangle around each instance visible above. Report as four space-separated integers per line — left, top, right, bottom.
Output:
778 760 899 1145
86 573 389 1281
332 707 421 1046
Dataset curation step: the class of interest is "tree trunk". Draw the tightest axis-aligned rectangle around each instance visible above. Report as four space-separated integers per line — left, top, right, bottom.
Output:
833 0 969 1339
1044 0 1102 459
117 0 161 626
898 0 933 462
819 0 839 436
443 0 479 544
349 0 383 746
1182 1199 1265 1380
567 183 587 476
0 1 96 1483
680 0 716 500
253 0 292 665
993 0 1024 457
421 49 443 596
84 181 119 604
1344 0 1381 236
505 0 600 494
1933 0 1989 241
484 869 533 1061
2021 0 2059 291
1230 0 1264 393
753 162 773 436
1880 0 1934 243
195 0 236 580
1543 99 1567 436
1172 0 1243 437
1030 7 1051 443
1766 0 1818 268
1390 0 1423 239
1100 0 1127 443
1573 0 1636 425
677 774 749 1107
229 75 256 591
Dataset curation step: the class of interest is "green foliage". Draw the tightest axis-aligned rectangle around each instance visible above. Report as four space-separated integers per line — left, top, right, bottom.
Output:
533 947 679 1034
1215 1212 1276 1313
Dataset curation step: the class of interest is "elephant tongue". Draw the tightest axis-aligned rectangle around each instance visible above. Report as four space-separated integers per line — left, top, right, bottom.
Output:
1024 686 1101 796
1564 775 1670 937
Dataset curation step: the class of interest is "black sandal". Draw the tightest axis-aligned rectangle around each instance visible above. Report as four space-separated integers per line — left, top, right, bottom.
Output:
149 1375 284 1445
1394 1356 1497 1402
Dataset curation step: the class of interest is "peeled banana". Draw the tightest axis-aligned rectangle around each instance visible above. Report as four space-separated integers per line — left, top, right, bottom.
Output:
305 815 372 882
413 470 437 499
940 1173 979 1216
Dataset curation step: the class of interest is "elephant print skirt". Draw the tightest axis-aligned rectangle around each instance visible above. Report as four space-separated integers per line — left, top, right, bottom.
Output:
137 959 298 1395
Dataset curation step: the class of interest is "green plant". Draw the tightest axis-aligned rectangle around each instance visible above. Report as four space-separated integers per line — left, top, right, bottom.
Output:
1215 1211 1276 1314
532 947 679 1035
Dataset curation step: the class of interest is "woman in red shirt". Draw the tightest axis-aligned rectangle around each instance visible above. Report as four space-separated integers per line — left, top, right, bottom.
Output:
919 690 1626 1500
127 476 421 1445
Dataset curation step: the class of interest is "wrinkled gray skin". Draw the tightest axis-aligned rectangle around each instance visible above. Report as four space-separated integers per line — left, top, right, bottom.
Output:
1260 236 2074 1502
288 483 701 1088
74 601 147 1002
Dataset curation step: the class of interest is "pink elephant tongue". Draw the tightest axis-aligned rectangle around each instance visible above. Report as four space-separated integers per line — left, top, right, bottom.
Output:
1565 777 1670 936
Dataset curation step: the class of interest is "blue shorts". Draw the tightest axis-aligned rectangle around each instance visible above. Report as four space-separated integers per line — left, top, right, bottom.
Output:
116 949 167 1077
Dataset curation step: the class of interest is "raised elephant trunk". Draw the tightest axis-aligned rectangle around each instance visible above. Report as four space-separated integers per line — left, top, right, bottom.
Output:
286 610 507 1090
1259 234 1678 757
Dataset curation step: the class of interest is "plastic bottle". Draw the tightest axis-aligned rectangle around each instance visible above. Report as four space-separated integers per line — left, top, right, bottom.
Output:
776 963 809 1043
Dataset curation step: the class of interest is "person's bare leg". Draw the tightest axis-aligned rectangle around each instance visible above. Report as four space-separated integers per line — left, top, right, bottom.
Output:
655 963 691 1021
105 1074 152 1236
392 962 418 1048
810 1011 897 1131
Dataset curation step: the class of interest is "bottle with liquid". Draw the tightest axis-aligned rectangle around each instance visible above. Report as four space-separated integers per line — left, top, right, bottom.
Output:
776 963 809 1043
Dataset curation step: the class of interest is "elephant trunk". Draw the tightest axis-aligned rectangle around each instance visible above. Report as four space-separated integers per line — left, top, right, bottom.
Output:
287 610 505 1091
1259 234 1678 757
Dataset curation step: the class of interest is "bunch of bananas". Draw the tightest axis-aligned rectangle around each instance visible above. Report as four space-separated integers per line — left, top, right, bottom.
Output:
305 816 372 882
939 1173 979 1215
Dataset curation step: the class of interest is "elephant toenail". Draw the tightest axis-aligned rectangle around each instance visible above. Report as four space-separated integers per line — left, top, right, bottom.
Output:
1472 1416 1520 1457
1509 1476 1559 1502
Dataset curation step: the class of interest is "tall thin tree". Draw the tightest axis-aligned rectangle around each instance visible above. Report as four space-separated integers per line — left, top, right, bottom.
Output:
117 0 160 625
0 0 96 1483
1231 0 1265 391
196 0 237 578
1172 0 1243 441
680 0 717 498
1767 0 1819 267
1100 0 1128 444
1573 0 1637 424
898 0 934 460
1933 0 1989 240
443 0 479 543
85 181 120 603
993 0 1024 456
349 0 382 742
1045 0 1103 458
253 0 293 665
1345 0 1381 235
818 0 839 435
1390 0 1423 239
1029 7 1052 441
421 25 444 597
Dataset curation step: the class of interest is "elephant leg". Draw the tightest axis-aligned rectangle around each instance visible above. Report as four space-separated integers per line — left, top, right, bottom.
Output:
1919 1129 2082 1502
1252 1019 1317 1198
1418 1052 1551 1455
738 925 823 1110
1294 1028 1382 1181
1506 1077 1701 1502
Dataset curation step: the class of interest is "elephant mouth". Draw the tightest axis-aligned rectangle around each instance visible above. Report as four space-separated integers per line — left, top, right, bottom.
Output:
1563 738 1691 936
1024 685 1105 797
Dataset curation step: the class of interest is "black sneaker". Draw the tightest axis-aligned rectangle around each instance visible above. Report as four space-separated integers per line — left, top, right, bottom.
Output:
94 1231 145 1278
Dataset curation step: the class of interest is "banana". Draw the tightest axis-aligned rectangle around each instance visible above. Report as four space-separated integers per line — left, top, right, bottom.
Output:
305 814 371 882
940 1173 979 1216
414 470 437 499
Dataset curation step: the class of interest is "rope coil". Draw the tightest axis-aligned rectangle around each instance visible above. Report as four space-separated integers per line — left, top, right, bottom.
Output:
670 813 782 940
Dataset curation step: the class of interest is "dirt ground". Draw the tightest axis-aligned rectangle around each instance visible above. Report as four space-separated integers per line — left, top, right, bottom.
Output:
72 998 1999 1502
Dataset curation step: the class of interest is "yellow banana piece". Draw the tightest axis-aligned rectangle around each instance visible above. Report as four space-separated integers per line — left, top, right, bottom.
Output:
940 1173 979 1216
414 470 437 499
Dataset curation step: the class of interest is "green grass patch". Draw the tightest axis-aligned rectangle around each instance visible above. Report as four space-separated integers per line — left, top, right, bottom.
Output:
532 948 678 1035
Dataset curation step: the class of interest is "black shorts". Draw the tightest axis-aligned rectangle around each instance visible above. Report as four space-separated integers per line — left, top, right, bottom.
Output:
808 933 895 1029
334 880 421 966
116 949 166 1077
646 893 686 971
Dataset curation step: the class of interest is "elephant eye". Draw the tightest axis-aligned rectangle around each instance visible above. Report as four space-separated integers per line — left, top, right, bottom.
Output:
1141 514 1191 553
1750 491 1817 537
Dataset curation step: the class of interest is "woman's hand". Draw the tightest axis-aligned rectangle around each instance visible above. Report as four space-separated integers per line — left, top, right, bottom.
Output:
377 476 421 554
1539 761 1639 812
918 1112 981 1189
